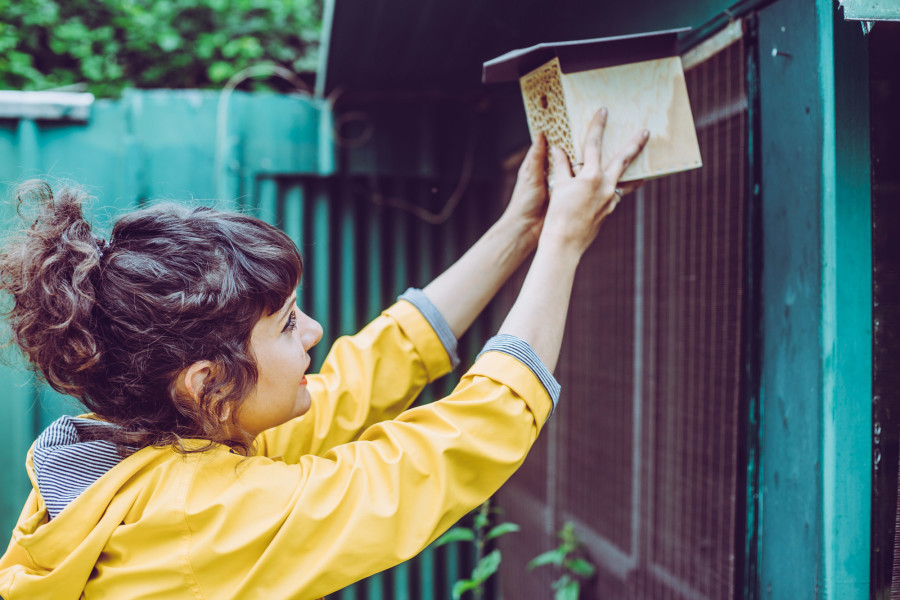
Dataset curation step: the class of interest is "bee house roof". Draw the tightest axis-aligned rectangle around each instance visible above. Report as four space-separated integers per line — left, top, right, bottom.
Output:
482 28 690 84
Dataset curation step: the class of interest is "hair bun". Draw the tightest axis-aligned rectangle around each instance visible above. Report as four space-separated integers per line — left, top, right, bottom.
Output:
0 180 103 398
94 235 110 259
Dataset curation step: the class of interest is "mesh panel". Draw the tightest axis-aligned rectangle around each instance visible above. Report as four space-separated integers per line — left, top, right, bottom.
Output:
869 21 900 600
496 34 747 600
559 198 636 551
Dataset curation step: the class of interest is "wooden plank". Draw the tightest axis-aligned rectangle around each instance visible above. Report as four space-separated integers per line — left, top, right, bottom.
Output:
682 19 744 71
0 91 93 121
560 56 702 182
839 0 900 21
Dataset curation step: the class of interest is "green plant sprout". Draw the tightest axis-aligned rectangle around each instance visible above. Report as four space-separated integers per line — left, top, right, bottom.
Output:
527 522 597 600
433 499 520 600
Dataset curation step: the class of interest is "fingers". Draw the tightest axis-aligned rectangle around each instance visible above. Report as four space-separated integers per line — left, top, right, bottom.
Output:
605 129 650 182
520 133 547 179
618 180 644 196
550 146 574 185
580 108 608 177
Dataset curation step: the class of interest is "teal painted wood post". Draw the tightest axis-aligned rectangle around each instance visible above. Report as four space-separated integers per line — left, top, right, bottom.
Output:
819 2 871 597
311 182 332 371
17 118 39 178
391 187 410 300
338 182 357 336
758 0 872 596
256 177 278 226
367 202 384 323
364 572 385 600
283 184 305 250
413 205 439 597
364 154 386 596
757 0 827 595
415 202 436 407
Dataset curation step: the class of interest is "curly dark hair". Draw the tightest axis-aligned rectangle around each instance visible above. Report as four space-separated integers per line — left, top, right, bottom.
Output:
0 180 303 454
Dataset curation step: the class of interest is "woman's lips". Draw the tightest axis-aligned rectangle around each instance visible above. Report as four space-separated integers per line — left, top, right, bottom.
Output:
300 376 308 385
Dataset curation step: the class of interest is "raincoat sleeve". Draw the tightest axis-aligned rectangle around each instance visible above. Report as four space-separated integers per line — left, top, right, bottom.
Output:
183 348 556 600
254 298 455 460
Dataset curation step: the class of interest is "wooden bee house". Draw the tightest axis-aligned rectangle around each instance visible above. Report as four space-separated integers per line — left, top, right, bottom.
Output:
483 29 702 182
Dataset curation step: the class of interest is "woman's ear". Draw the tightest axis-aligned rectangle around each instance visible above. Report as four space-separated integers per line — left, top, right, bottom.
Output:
181 360 214 404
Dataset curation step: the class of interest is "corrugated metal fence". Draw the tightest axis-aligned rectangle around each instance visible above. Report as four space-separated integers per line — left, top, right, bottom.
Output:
0 89 495 599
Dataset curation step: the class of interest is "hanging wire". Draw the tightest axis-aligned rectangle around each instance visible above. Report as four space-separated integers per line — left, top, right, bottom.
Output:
214 63 312 202
364 122 478 225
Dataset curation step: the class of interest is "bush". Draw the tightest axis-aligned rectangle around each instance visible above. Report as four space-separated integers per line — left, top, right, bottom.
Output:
0 0 321 97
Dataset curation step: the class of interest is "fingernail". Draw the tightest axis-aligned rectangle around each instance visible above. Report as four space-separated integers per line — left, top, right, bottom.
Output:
642 130 650 139
600 107 608 118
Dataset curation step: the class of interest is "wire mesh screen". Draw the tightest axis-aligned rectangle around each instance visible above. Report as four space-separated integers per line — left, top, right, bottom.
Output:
867 21 900 600
496 34 747 600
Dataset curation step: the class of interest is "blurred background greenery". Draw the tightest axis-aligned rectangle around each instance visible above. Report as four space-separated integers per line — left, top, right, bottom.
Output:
0 0 322 97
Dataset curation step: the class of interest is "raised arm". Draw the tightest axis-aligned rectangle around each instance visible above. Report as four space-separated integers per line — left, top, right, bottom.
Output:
257 136 554 458
422 135 550 338
499 108 649 370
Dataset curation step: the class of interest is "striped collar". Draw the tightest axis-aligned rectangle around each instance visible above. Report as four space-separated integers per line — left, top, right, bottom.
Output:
32 416 124 519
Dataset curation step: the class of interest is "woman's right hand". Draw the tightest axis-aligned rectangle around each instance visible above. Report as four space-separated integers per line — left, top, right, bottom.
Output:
540 108 649 257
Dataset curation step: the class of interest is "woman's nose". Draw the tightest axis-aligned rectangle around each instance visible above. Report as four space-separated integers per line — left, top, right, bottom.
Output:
301 312 323 350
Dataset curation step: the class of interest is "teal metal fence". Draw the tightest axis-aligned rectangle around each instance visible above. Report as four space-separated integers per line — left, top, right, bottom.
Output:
0 89 495 598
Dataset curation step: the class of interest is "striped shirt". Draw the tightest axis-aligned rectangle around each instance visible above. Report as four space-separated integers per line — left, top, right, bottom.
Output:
32 416 123 519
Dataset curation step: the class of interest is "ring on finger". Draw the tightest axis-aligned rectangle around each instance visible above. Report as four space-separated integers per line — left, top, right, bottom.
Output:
614 187 624 199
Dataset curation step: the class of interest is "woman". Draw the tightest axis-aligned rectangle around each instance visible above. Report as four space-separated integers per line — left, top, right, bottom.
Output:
0 109 647 599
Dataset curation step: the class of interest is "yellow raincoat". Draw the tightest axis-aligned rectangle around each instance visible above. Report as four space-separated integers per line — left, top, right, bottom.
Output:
0 300 553 599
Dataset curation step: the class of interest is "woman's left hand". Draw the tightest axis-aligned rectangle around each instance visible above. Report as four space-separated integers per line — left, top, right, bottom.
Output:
501 134 549 246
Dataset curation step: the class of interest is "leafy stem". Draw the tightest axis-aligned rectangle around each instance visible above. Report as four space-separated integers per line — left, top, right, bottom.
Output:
528 522 597 600
434 499 520 599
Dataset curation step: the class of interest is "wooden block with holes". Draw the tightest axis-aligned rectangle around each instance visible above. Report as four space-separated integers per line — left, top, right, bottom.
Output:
483 29 702 182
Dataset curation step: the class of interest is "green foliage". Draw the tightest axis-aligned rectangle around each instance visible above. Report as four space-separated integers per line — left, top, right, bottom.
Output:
451 549 501 600
485 521 520 541
433 526 476 546
436 500 519 600
528 522 597 600
0 0 321 97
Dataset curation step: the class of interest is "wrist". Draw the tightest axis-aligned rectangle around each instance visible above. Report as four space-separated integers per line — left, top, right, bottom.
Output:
495 212 540 252
536 226 587 262
534 232 583 268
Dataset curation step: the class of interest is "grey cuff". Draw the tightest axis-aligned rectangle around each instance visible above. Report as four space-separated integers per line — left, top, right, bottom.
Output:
398 288 461 369
477 334 561 412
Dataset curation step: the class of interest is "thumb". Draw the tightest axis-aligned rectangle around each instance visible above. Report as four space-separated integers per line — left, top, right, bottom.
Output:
550 146 574 186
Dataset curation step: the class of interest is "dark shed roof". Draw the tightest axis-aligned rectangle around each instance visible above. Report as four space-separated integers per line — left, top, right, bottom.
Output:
481 28 689 84
315 0 728 96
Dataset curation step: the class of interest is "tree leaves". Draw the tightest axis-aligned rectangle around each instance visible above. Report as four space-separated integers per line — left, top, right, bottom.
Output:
0 0 321 97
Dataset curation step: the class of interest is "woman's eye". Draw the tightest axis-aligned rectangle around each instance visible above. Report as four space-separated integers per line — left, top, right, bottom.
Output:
283 310 297 333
